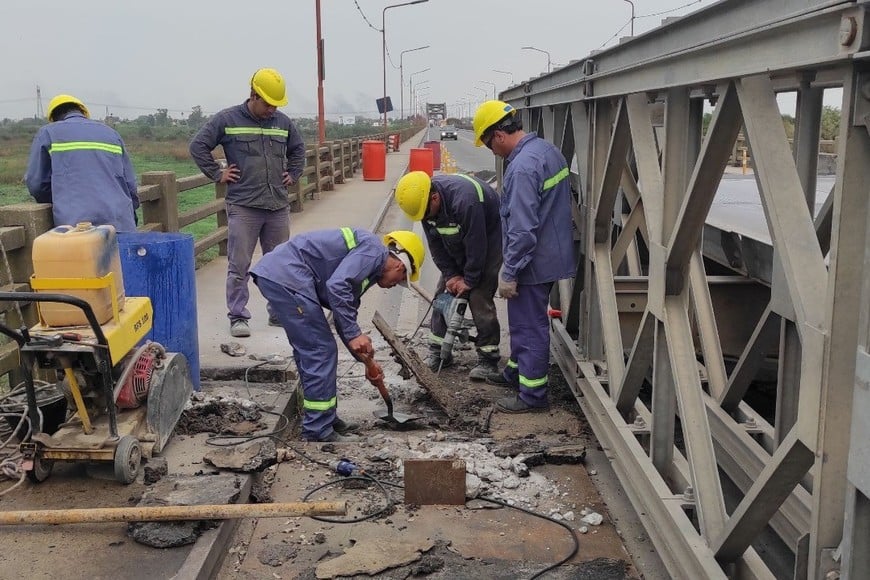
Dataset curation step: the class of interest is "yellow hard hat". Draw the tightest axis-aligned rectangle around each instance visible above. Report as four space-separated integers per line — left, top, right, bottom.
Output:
383 230 425 282
473 100 515 147
47 94 90 122
395 171 432 222
251 68 288 107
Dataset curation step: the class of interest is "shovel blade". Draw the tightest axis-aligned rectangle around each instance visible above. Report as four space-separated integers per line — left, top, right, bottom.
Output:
373 409 421 424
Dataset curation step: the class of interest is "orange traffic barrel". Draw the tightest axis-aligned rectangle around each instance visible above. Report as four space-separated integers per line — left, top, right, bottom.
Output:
423 141 441 170
362 140 386 181
409 147 434 176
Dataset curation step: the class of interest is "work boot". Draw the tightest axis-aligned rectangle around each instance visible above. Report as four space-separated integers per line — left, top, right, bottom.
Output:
230 319 250 338
469 356 499 382
317 431 362 443
485 369 512 387
333 417 360 435
496 396 549 414
425 348 453 372
268 315 281 327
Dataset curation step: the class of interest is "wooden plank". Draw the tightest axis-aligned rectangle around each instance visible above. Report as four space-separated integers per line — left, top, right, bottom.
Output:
176 173 213 192
372 310 454 417
193 227 229 257
178 199 225 228
136 183 161 202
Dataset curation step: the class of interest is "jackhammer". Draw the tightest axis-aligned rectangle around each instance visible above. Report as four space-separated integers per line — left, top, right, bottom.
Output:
432 292 474 372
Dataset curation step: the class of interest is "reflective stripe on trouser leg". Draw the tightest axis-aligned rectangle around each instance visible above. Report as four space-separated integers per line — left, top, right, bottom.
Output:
506 282 553 407
254 277 338 440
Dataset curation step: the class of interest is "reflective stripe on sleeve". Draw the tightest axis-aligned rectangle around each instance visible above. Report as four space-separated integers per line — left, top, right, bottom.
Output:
542 167 569 191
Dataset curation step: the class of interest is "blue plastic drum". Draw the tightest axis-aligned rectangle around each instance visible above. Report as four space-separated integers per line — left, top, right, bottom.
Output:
117 232 200 390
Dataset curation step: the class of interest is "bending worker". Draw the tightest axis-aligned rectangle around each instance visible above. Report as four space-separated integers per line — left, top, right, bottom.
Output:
250 228 425 443
395 171 502 379
25 94 139 232
190 68 306 339
474 100 575 414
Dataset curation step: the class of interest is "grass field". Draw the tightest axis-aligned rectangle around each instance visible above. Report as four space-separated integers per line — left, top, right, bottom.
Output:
0 137 220 264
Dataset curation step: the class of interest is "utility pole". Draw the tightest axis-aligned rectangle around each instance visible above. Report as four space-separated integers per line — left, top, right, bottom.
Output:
36 85 44 119
315 0 326 143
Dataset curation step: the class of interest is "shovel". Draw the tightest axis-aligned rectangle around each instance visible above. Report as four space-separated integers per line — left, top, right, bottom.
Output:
362 356 421 425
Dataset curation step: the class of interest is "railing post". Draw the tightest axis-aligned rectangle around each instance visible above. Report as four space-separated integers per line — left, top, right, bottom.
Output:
140 171 179 232
342 139 353 180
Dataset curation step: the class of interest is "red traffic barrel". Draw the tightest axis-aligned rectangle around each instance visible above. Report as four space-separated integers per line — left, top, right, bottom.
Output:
362 140 386 181
409 147 434 176
423 141 442 170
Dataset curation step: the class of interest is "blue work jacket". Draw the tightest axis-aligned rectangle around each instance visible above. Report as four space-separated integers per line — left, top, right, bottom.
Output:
24 112 139 232
501 132 575 285
250 227 387 343
424 174 501 288
189 101 305 211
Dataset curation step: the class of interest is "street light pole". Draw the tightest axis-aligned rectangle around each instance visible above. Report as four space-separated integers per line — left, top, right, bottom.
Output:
521 46 552 73
315 0 326 143
413 80 430 121
399 45 428 121
409 68 430 122
478 80 497 100
492 69 513 86
623 0 635 36
382 0 428 142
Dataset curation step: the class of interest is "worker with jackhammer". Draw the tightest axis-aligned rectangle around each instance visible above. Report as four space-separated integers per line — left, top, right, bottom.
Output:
395 171 503 379
474 100 575 414
250 228 425 443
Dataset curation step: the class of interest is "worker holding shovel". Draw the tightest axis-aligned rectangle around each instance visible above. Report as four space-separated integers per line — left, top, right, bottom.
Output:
250 227 425 442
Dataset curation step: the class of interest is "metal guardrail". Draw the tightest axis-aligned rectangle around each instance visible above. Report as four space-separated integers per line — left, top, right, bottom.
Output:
498 1 870 577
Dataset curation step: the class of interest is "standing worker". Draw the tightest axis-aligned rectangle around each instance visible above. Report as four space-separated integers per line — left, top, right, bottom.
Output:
395 171 502 379
473 100 575 413
25 94 139 232
250 228 425 443
190 68 306 338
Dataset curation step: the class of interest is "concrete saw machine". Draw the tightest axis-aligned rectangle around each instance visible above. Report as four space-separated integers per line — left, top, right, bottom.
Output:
0 290 192 485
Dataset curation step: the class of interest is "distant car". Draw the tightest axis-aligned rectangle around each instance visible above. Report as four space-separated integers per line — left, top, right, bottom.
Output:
440 125 458 140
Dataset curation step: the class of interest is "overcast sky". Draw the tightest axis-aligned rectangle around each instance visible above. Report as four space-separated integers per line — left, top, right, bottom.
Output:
0 0 713 121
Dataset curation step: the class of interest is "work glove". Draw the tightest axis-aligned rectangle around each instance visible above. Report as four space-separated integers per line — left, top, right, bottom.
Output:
498 277 518 299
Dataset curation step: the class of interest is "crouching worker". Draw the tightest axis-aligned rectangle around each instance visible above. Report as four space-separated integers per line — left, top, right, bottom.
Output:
250 228 425 442
395 171 503 379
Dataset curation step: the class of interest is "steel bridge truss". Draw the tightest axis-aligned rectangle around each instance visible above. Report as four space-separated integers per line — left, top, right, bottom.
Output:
500 1 870 578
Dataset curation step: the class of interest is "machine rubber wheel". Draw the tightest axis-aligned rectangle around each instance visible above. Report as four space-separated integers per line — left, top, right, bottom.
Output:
113 436 142 484
26 456 53 483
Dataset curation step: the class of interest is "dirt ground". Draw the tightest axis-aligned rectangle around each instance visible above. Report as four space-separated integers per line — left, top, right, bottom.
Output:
208 325 642 580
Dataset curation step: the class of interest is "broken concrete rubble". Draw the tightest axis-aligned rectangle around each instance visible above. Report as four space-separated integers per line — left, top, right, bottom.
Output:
128 473 242 548
314 534 435 579
203 439 277 472
143 456 168 485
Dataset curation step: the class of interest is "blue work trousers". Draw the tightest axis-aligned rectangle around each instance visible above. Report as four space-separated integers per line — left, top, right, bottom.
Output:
503 282 553 407
226 204 290 321
254 276 338 441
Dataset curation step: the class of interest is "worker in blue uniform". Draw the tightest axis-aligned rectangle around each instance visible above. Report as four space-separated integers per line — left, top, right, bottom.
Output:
395 171 502 379
250 228 425 442
25 94 139 232
190 68 306 339
473 100 576 413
